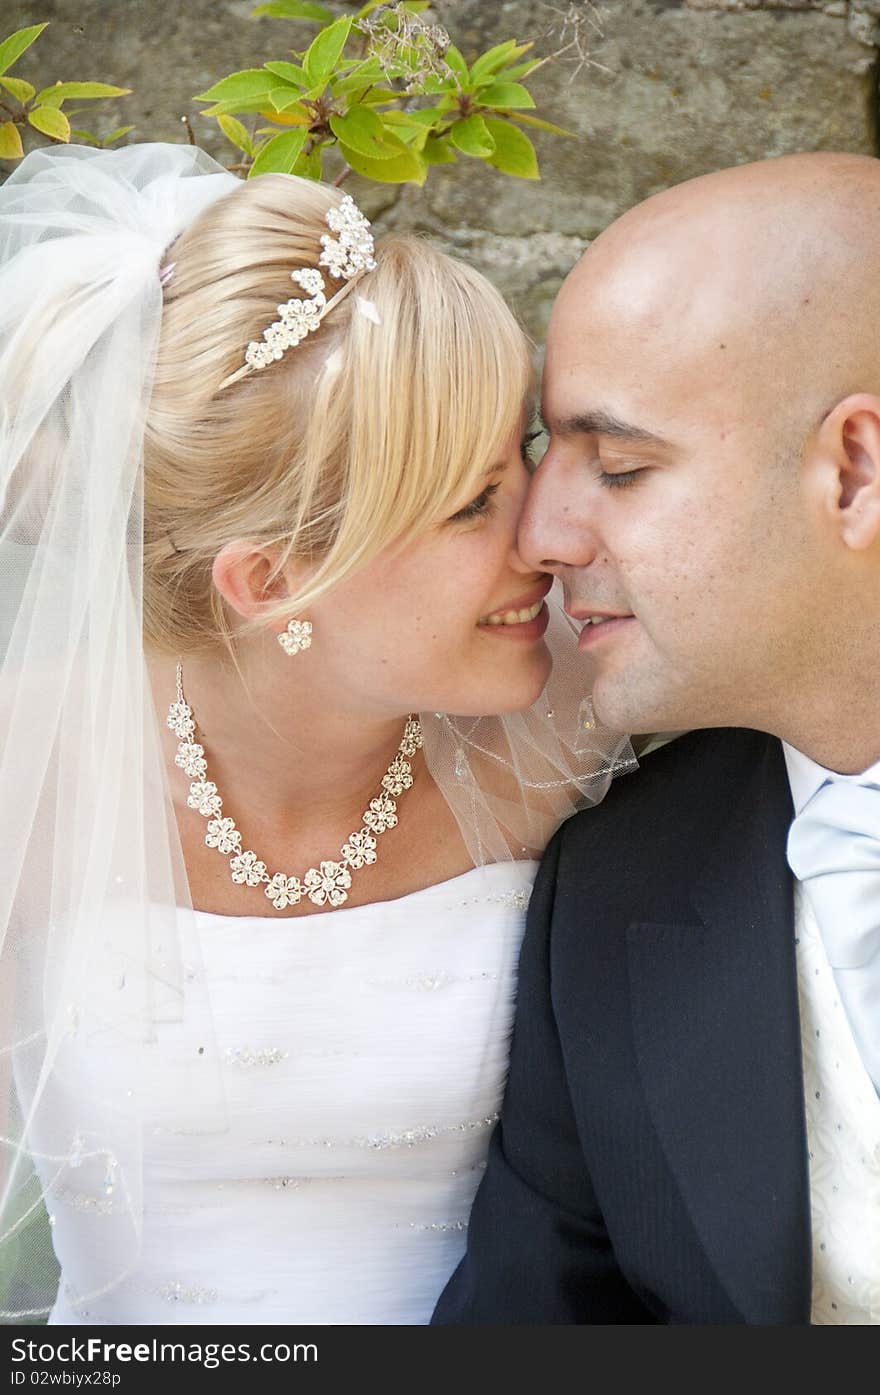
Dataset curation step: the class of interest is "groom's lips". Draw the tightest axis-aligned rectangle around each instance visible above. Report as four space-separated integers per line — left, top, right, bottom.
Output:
567 607 636 650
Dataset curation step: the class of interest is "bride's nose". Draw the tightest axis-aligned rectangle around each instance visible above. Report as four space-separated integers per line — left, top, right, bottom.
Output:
505 468 544 575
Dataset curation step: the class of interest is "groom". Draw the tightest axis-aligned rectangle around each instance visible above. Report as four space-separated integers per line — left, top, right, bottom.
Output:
434 152 880 1324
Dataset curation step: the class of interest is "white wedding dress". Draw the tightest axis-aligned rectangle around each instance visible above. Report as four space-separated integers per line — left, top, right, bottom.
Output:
45 860 538 1326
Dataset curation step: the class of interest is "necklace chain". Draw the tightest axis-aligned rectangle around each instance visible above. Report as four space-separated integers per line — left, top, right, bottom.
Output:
167 663 422 911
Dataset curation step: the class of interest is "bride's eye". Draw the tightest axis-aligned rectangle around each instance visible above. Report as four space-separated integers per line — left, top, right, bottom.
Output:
449 482 501 523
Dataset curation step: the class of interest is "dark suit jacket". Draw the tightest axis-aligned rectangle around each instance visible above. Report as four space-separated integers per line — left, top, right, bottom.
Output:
433 727 812 1324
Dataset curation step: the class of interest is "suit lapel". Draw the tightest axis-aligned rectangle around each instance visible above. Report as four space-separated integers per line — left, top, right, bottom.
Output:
626 737 812 1324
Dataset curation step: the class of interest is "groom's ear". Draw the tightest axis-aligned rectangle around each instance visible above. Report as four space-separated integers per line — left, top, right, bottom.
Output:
813 393 880 551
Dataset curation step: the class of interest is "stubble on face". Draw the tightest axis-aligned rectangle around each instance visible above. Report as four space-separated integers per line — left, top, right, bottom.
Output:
528 153 880 737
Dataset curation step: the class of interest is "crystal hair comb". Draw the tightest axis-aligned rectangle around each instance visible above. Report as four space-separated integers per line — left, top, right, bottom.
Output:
219 193 377 390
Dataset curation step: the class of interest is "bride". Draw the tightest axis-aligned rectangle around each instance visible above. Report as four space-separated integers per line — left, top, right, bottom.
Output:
0 141 632 1325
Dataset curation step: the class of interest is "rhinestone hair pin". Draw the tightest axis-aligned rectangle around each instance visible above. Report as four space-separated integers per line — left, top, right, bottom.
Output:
219 193 377 390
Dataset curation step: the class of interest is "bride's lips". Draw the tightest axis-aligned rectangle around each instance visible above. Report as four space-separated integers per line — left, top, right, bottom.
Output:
568 607 636 650
478 577 554 642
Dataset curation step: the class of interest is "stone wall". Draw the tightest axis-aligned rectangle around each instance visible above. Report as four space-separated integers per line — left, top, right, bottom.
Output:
3 0 878 335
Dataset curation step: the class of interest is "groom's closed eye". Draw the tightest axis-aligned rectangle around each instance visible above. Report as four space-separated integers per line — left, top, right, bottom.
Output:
593 462 647 489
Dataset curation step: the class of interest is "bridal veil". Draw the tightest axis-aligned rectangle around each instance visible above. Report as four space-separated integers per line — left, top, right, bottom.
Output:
0 142 632 1319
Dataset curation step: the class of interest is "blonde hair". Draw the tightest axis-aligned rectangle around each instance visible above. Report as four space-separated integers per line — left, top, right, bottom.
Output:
143 173 532 656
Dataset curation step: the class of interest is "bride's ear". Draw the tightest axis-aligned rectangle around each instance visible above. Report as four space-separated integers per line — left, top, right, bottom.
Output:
211 541 297 621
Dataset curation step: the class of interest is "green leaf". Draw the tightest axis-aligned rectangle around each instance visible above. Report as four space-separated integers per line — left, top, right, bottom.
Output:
347 87 401 106
200 84 300 117
292 146 323 180
331 78 379 103
34 81 130 105
263 61 308 88
0 23 48 79
449 113 494 158
511 111 578 138
378 111 434 151
27 105 71 141
0 76 34 102
69 127 102 146
249 127 308 176
422 134 456 166
443 45 469 86
330 59 385 99
494 59 541 82
218 114 256 156
338 140 425 185
270 85 319 111
201 96 276 116
303 15 352 88
478 82 535 111
408 103 457 127
334 57 383 77
251 1 334 19
268 82 314 108
102 124 136 145
329 106 402 160
194 69 281 105
482 116 539 179
380 107 438 127
469 40 532 85
257 102 311 125
0 120 24 159
357 0 428 14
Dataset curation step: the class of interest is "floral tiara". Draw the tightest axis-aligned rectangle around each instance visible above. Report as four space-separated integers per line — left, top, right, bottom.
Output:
218 193 377 390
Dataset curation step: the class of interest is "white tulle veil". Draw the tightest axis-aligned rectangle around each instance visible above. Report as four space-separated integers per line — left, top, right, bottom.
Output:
0 141 633 1321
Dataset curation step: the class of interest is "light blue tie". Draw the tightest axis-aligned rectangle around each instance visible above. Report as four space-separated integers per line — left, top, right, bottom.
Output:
787 778 880 1096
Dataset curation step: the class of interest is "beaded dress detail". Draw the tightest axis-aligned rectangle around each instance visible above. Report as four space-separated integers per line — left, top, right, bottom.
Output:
43 861 537 1325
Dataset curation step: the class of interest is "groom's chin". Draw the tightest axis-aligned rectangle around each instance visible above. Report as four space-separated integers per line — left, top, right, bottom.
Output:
590 674 673 741
588 676 639 733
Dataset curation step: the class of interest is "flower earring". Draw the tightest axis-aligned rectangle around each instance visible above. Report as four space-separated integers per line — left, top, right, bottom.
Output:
277 619 312 656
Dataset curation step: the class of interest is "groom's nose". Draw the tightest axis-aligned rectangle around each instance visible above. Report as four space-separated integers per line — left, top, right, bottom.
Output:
517 451 602 575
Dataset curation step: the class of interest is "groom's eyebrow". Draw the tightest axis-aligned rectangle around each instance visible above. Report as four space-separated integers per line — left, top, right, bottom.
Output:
543 408 671 447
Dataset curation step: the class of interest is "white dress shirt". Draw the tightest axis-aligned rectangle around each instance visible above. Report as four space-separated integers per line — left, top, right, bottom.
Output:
784 743 880 824
783 741 880 1091
783 742 880 1323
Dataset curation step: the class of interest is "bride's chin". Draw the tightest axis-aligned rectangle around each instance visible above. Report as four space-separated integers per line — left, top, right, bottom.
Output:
482 647 554 717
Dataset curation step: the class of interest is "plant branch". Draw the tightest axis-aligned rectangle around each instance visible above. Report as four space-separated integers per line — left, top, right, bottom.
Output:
537 2 610 83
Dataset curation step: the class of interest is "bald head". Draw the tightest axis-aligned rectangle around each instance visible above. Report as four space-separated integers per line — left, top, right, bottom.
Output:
526 152 880 767
557 152 880 423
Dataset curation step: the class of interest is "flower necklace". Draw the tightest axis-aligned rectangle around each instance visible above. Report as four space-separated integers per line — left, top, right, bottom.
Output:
166 663 422 911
